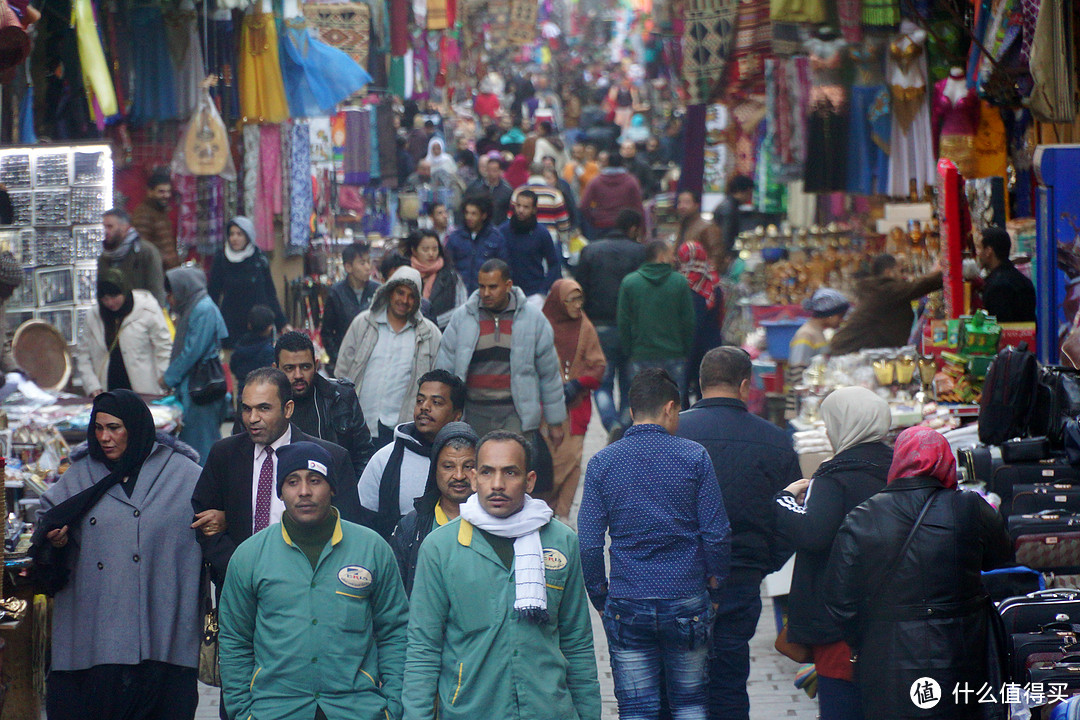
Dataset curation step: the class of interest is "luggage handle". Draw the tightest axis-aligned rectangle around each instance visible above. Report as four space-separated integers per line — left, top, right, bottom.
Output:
1030 589 1080 600
1052 652 1080 665
1038 621 1080 633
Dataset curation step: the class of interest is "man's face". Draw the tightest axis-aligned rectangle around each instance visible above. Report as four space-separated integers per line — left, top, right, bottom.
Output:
241 381 294 446
646 137 659 153
676 192 699 220
620 141 636 159
542 156 556 173
976 239 993 270
149 182 172 209
101 293 126 312
584 145 597 161
281 469 334 526
734 189 754 206
277 349 318 399
346 255 372 286
473 439 535 518
464 204 487 232
485 159 503 184
477 270 512 311
823 313 844 330
414 381 462 441
388 284 418 321
416 160 432 180
435 443 476 505
598 151 610 168
571 144 585 162
512 195 537 223
102 215 128 247
431 205 449 230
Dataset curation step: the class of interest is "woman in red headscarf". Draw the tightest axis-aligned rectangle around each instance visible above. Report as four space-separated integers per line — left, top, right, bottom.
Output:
823 427 1012 720
540 278 605 520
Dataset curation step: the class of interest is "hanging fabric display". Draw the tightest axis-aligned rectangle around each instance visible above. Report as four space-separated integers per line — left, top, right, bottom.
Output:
208 10 241 124
242 124 260 218
129 5 178 124
255 124 282 250
300 3 372 68
280 17 372 118
289 121 313 256
847 39 890 195
72 0 118 120
342 108 366 185
164 7 205 118
680 0 738 105
886 22 935 197
802 32 849 193
239 9 289 124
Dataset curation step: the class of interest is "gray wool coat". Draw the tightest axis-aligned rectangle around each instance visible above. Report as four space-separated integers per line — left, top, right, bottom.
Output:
38 433 204 671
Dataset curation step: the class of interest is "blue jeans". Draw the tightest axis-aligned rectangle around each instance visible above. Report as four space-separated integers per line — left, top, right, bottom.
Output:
707 582 763 720
604 593 713 720
624 359 688 424
817 677 864 720
594 325 630 431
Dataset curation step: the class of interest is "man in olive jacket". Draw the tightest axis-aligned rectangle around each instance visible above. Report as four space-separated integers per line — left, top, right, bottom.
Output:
402 431 600 720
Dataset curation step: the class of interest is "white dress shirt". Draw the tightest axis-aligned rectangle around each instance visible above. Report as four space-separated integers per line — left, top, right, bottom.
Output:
251 426 292 531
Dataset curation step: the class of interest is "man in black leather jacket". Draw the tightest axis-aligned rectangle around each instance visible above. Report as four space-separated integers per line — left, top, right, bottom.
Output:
274 331 375 477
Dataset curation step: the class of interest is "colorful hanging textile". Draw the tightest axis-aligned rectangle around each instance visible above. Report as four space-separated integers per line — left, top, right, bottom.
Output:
427 0 448 30
289 121 313 256
300 4 372 69
208 12 241 125
508 0 538 44
280 18 372 117
369 106 381 179
377 99 397 187
242 125 259 218
862 0 899 26
164 9 204 118
255 124 282 251
73 0 117 120
727 0 771 99
129 5 178 124
239 10 289 124
343 109 365 185
680 0 738 105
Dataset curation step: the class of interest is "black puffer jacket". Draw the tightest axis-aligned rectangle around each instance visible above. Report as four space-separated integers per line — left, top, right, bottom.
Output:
291 373 375 477
824 478 1012 720
320 278 379 370
573 231 646 325
774 441 891 646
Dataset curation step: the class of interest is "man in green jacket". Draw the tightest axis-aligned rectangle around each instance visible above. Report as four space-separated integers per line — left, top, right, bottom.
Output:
616 240 695 417
402 431 601 720
219 442 409 720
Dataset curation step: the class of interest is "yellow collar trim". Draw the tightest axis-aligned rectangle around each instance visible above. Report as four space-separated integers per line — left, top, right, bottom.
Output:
458 518 474 546
280 507 343 547
434 504 450 526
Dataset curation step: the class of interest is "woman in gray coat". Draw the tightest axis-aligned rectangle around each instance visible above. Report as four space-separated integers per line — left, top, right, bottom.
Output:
36 390 204 720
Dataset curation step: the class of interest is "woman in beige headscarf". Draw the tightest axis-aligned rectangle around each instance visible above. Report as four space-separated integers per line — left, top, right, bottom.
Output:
774 386 892 720
541 279 606 520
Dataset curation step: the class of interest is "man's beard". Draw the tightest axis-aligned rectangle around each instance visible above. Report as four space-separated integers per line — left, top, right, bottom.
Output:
510 214 538 234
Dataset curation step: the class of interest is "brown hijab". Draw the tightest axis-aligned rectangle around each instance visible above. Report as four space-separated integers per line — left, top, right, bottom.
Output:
542 279 606 386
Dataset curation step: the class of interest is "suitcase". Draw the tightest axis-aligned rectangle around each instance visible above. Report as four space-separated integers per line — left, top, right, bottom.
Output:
1000 589 1080 634
992 461 1080 498
1015 527 1080 572
1010 622 1080 682
1009 512 1080 542
1027 653 1080 696
1013 485 1080 515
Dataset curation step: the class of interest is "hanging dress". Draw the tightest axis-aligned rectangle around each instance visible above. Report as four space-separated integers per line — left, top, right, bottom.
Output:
164 9 205 118
279 17 372 117
932 77 980 179
129 5 178 124
239 10 289 124
803 37 849 193
847 40 890 194
886 25 935 197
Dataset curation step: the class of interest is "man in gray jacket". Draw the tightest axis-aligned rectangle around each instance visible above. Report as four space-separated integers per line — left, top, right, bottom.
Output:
436 258 567 452
336 266 442 449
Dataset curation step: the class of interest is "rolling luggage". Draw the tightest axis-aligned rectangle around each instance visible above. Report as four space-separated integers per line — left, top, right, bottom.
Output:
1012 485 1080 515
993 461 1080 498
1010 623 1080 682
1010 513 1080 571
1027 653 1080 696
999 589 1080 634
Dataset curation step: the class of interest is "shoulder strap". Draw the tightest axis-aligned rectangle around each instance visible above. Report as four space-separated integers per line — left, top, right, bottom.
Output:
867 490 942 609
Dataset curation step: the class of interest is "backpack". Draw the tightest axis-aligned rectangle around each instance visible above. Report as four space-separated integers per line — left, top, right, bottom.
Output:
979 342 1040 445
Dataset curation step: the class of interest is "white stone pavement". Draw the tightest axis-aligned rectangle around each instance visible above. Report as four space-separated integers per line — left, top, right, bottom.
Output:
196 412 819 719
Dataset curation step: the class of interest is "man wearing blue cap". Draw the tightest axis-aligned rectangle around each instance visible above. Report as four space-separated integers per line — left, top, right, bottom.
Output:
219 441 409 720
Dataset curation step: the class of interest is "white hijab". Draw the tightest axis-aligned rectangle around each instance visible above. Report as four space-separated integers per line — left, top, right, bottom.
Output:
424 137 457 175
821 386 891 455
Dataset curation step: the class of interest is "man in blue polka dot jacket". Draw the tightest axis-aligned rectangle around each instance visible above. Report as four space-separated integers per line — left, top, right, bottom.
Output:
579 366 731 720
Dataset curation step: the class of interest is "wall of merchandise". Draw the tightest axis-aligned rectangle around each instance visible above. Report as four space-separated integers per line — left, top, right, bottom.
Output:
0 144 112 345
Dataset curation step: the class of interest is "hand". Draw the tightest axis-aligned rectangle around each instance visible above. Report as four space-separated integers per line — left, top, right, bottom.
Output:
192 509 228 536
158 376 169 391
548 424 565 448
562 379 582 406
783 478 811 505
47 525 69 548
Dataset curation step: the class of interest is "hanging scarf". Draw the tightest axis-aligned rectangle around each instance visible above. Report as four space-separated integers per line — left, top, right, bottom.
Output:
410 255 444 299
459 493 553 622
887 426 958 488
677 239 719 310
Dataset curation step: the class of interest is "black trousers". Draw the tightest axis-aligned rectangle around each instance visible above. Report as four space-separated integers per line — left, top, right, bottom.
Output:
47 661 198 720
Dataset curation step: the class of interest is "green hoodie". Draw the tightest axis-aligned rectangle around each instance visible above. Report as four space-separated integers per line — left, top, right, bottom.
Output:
616 262 695 361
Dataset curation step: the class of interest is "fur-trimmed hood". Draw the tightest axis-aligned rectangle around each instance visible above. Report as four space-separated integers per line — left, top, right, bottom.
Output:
70 430 201 464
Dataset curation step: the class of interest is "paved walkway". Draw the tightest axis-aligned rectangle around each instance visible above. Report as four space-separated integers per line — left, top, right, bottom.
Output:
196 412 819 719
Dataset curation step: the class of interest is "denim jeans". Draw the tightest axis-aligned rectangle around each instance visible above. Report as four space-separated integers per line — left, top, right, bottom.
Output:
817 677 864 720
625 359 689 424
707 582 763 720
603 592 713 720
594 325 630 431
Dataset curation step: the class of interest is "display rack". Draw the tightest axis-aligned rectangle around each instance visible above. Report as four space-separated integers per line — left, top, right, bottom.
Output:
0 143 113 347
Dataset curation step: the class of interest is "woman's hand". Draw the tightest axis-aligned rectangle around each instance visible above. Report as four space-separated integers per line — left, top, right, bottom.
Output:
783 479 811 505
47 525 69 548
192 509 228 536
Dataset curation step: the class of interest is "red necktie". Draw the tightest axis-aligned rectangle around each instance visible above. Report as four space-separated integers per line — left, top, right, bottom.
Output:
253 447 274 532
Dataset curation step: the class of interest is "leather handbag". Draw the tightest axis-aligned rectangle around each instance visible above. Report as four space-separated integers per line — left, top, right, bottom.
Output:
198 563 221 687
1001 437 1051 464
774 623 812 664
188 355 227 405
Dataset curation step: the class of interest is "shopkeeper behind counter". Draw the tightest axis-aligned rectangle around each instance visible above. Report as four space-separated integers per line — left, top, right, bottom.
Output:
829 254 942 356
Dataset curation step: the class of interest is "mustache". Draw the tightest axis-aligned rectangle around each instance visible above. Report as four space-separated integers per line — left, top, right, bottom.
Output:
486 492 509 501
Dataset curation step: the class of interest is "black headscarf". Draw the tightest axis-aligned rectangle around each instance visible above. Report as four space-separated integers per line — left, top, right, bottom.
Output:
97 268 135 391
30 391 158 594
